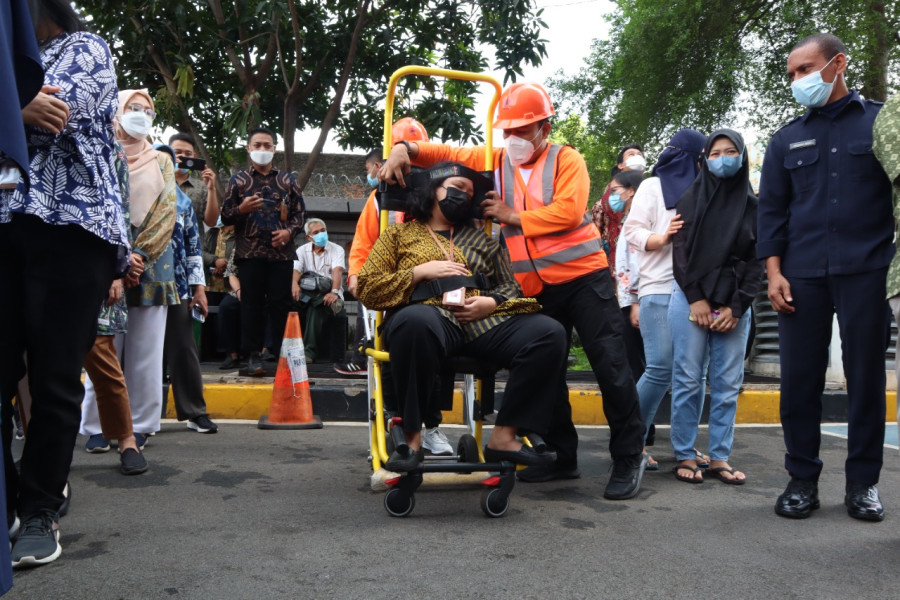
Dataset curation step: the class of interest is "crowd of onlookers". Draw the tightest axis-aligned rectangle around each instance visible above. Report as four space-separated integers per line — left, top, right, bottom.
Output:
2 0 900 588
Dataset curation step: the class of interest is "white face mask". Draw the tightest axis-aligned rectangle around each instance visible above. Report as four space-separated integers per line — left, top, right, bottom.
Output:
250 150 274 166
505 128 543 167
624 155 647 171
121 112 153 139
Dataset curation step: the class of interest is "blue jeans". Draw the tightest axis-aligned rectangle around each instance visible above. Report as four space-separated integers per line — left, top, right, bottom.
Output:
636 294 673 443
668 284 751 462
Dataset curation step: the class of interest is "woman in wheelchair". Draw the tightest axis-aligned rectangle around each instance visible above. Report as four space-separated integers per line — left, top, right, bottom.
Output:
357 162 566 472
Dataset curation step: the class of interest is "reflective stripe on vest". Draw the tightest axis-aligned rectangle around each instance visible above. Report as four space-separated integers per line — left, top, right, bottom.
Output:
500 145 606 295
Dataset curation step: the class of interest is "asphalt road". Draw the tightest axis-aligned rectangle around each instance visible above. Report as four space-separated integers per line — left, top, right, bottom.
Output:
6 422 900 600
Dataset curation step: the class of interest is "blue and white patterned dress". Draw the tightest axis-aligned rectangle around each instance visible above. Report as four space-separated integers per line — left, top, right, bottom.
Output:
0 31 130 275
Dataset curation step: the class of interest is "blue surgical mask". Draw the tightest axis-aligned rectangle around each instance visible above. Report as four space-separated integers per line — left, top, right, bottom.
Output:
608 193 626 213
706 154 742 178
312 231 328 247
366 174 379 187
791 54 838 108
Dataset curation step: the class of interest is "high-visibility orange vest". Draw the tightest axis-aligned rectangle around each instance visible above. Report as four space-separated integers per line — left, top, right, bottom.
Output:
501 144 607 296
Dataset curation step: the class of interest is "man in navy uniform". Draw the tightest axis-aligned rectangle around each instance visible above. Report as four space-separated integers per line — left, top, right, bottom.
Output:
758 33 893 521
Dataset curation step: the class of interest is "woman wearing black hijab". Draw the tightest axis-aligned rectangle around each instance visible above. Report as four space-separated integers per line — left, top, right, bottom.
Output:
669 129 763 484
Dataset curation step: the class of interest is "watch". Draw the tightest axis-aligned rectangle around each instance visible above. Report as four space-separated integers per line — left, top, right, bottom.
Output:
331 289 341 295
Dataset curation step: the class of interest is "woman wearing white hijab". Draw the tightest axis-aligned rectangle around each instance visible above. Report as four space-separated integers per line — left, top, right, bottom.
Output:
80 89 177 444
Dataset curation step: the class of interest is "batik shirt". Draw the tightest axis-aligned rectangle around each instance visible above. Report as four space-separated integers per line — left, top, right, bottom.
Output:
357 221 540 342
0 31 130 276
220 166 306 261
874 94 900 298
171 186 205 300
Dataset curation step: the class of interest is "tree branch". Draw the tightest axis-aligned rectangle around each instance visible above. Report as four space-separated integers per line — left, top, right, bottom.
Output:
295 0 372 187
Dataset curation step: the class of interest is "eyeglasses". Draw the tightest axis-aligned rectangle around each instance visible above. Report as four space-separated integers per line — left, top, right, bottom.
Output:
126 103 156 119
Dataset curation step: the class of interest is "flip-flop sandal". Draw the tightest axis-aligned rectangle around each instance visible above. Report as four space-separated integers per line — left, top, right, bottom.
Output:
673 464 703 483
694 448 710 468
707 466 746 485
643 452 659 471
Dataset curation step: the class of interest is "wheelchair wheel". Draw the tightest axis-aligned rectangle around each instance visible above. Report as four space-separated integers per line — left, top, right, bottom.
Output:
480 488 510 518
384 488 415 517
457 434 479 463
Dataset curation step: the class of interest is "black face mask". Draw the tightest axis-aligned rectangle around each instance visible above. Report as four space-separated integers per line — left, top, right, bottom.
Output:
438 186 472 223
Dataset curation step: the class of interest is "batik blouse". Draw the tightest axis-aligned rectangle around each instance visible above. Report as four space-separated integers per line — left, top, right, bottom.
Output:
357 221 540 342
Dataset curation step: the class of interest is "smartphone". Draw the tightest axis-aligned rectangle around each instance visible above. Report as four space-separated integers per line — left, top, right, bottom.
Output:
191 305 206 323
177 156 207 171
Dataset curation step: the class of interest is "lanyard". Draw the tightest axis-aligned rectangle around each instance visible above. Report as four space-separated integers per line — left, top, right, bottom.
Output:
425 225 455 263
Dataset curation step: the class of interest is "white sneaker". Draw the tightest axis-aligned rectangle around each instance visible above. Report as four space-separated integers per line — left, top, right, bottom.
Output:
422 427 453 456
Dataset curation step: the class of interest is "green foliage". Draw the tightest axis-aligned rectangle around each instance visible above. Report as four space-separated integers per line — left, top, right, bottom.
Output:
78 0 548 172
551 0 900 180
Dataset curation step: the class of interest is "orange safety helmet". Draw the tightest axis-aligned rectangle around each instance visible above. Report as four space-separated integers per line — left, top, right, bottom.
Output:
493 82 555 130
391 117 430 143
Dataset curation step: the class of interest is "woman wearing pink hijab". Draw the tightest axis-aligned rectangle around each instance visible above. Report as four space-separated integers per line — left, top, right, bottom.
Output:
80 89 178 447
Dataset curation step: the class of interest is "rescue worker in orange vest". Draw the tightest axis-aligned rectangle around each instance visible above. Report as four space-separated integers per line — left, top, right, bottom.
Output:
348 118 456 456
380 83 648 500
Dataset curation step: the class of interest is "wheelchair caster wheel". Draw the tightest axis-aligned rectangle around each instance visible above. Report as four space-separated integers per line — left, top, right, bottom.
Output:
480 488 510 518
457 434 479 464
384 488 415 517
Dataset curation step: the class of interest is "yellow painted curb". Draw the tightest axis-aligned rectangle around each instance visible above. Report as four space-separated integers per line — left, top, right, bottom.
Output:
178 384 899 425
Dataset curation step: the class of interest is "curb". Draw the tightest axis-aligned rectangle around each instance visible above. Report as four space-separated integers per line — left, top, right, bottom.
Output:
166 383 899 425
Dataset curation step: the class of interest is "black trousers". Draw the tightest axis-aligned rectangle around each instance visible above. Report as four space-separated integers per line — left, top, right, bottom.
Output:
778 269 891 485
621 305 646 382
217 293 242 354
164 302 207 420
383 305 566 436
0 215 115 516
537 269 645 464
236 258 292 356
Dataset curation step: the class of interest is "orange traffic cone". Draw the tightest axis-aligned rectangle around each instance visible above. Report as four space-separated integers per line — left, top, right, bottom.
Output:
258 311 323 430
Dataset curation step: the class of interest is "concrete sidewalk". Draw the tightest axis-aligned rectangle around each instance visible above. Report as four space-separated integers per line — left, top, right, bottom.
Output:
7 422 900 599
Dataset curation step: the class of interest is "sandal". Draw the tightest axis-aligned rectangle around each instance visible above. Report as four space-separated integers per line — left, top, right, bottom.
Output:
673 463 703 484
694 448 710 468
707 466 746 485
643 452 659 471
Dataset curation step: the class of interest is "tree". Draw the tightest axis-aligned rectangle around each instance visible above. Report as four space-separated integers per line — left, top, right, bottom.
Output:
79 0 548 186
551 0 899 187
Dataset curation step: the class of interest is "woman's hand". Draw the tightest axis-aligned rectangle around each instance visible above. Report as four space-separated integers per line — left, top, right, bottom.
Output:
190 286 208 317
291 280 300 302
213 258 227 275
412 260 469 284
347 274 358 298
689 299 714 328
645 214 683 250
106 279 124 306
630 303 640 329
710 306 737 333
452 296 497 323
130 252 144 278
21 85 69 133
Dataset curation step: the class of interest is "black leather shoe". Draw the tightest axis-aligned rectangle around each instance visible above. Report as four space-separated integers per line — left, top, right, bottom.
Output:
384 448 424 473
517 461 581 483
483 445 557 467
247 352 265 377
603 453 648 500
845 484 884 521
775 478 819 519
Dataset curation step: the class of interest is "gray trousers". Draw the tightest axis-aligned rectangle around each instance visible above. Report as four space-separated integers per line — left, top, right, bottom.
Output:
164 302 208 420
